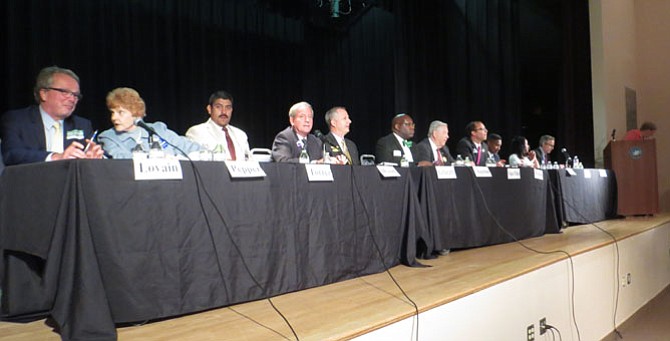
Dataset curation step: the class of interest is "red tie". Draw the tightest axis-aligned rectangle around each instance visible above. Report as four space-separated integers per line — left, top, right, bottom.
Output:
436 149 444 165
222 126 236 161
476 145 481 165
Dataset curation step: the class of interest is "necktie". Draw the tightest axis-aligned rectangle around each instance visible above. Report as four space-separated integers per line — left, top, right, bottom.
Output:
52 122 63 153
436 148 444 165
476 145 481 165
222 126 236 161
341 140 352 164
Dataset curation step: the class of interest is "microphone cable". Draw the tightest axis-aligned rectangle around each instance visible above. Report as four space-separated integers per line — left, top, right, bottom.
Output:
464 168 582 341
546 168 624 339
139 127 299 340
350 166 421 341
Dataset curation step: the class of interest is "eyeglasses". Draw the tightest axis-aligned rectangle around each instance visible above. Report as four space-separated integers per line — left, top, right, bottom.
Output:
402 122 416 127
44 87 83 101
475 128 488 132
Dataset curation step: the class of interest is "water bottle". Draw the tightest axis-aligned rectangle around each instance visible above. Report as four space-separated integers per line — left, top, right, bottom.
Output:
464 156 472 167
573 156 581 169
132 143 147 160
299 148 310 164
485 153 496 167
212 144 226 161
148 135 165 159
455 154 464 166
553 161 559 169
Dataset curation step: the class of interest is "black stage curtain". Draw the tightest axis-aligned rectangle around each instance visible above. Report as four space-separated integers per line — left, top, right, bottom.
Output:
1 0 592 164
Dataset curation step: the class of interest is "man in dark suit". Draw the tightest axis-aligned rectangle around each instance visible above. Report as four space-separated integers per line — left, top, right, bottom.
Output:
1 66 103 165
323 106 359 165
375 113 416 165
485 133 506 167
271 101 323 163
414 120 454 166
533 134 555 167
455 120 489 166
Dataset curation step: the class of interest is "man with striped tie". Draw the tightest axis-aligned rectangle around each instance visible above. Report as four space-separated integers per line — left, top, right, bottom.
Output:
323 106 360 165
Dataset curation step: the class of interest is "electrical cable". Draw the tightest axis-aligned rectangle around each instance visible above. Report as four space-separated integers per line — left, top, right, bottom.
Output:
547 325 562 341
144 130 299 340
547 168 623 339
351 166 420 341
464 168 581 341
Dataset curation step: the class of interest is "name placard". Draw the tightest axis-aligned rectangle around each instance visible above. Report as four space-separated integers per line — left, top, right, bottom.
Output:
376 165 401 178
472 166 492 178
305 164 334 182
134 159 183 180
435 166 457 179
566 168 577 176
534 169 544 180
599 169 608 177
507 168 521 180
584 169 592 178
225 161 267 178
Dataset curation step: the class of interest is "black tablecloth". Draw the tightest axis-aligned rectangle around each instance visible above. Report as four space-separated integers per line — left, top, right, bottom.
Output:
412 167 559 253
0 160 423 341
549 168 618 225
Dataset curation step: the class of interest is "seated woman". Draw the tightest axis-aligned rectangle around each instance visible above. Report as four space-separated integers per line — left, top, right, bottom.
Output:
508 136 539 168
98 87 202 159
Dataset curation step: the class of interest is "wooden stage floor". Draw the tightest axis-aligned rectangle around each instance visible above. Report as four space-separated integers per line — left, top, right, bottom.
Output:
1 214 668 340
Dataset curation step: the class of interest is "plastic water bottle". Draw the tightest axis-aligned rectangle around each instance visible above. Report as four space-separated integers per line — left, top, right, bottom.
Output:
464 156 472 167
299 148 310 164
455 154 464 166
485 153 496 167
132 143 147 160
573 156 581 169
148 135 165 159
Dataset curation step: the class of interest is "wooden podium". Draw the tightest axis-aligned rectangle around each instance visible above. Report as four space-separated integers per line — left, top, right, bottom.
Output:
604 139 658 216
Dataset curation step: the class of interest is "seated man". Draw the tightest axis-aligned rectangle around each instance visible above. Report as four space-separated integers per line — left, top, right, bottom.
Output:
375 113 416 165
323 106 359 165
533 134 555 166
485 133 506 166
624 122 657 140
414 120 454 166
455 121 489 166
1 66 103 165
271 101 323 163
186 90 249 160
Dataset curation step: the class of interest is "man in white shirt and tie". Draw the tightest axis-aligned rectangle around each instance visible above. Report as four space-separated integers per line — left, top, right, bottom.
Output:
375 113 417 165
186 90 250 160
323 106 360 165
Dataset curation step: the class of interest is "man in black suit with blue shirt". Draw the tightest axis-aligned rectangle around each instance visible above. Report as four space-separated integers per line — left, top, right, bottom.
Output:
0 66 103 165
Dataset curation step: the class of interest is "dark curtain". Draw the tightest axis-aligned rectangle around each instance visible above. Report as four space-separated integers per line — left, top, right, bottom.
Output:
1 0 593 163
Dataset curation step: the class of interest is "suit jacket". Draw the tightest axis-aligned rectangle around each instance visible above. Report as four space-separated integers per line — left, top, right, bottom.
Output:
455 137 489 166
0 105 94 165
271 126 323 163
185 119 250 159
534 147 551 165
375 133 415 165
413 138 455 165
323 132 360 165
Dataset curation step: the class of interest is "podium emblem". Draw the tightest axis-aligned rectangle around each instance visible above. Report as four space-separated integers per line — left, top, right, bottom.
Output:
628 146 643 160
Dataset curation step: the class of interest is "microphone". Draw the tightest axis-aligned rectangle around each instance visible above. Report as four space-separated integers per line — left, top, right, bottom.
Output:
134 118 157 136
313 129 327 142
611 129 616 141
560 148 570 159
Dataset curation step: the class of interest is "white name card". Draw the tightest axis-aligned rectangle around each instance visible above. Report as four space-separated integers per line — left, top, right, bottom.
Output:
472 166 492 178
305 164 334 182
584 169 592 178
225 161 267 178
376 165 401 178
435 166 457 179
507 168 521 180
566 168 577 176
599 169 608 177
534 169 544 180
134 159 183 180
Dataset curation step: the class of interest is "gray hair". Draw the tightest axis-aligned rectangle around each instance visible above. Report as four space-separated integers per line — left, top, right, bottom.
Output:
33 66 80 103
288 101 313 118
324 106 346 126
538 134 555 146
427 120 448 138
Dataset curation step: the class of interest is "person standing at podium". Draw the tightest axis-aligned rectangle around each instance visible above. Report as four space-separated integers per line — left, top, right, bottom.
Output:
624 122 657 140
0 66 104 165
186 90 250 160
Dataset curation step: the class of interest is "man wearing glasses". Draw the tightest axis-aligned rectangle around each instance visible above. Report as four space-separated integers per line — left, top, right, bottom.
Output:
533 135 555 167
455 121 489 166
0 66 103 165
375 113 417 165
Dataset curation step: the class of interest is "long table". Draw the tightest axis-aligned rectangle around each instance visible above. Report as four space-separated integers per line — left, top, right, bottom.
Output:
0 160 423 340
548 168 618 225
0 161 613 340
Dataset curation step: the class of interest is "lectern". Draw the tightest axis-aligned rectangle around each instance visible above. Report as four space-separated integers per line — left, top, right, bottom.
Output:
604 139 658 216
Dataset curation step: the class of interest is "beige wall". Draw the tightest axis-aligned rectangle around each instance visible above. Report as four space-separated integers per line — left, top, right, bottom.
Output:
590 0 669 212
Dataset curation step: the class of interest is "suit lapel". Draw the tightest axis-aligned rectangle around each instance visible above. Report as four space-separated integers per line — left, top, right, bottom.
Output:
28 106 48 150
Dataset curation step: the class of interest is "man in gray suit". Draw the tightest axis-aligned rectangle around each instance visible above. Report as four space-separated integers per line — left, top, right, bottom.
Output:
271 101 323 163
